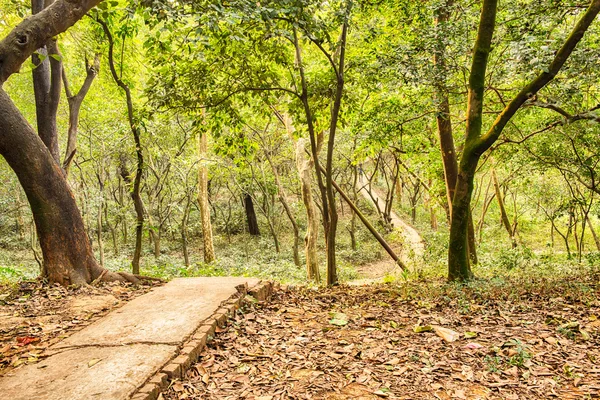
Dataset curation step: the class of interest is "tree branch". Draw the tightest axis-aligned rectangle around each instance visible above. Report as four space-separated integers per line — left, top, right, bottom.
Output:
0 0 104 83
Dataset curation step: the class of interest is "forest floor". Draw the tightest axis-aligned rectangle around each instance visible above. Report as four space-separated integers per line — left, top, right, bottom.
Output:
0 280 161 376
163 277 600 400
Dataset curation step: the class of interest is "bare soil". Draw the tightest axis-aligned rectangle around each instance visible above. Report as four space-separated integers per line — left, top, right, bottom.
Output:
164 277 600 400
0 279 161 375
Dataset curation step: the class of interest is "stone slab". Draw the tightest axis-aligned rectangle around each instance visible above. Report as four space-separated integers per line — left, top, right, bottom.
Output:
0 344 175 400
57 277 260 347
0 277 263 400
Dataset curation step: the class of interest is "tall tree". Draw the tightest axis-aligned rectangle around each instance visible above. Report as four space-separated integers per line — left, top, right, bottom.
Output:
197 121 216 263
99 18 145 275
448 0 600 281
0 0 139 285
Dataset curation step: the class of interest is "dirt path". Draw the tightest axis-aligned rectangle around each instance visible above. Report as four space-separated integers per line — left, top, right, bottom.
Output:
351 175 425 283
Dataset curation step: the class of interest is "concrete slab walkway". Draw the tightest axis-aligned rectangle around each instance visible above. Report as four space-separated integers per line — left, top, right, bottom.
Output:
0 277 270 400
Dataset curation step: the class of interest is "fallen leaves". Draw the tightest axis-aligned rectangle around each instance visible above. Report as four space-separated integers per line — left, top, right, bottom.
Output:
162 280 600 400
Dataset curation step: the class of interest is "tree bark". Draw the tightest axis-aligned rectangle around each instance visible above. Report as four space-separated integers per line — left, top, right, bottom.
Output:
181 194 191 267
324 8 351 286
0 0 145 285
62 54 100 175
244 193 260 235
587 215 600 251
295 138 321 281
491 168 517 247
197 126 216 263
433 0 478 263
100 19 144 275
31 0 62 165
0 89 136 285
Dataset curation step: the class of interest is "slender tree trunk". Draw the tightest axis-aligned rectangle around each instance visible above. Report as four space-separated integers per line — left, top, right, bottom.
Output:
477 176 495 242
349 165 358 250
587 215 600 251
62 54 99 175
266 217 280 253
197 127 216 262
149 229 160 258
244 193 260 235
100 20 144 275
294 138 320 281
109 223 118 255
97 199 104 268
181 195 191 267
491 169 517 247
15 188 26 240
433 0 478 263
262 129 300 266
293 30 330 234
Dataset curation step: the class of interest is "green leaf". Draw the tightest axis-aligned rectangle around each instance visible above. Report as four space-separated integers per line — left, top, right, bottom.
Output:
329 312 349 326
413 325 433 333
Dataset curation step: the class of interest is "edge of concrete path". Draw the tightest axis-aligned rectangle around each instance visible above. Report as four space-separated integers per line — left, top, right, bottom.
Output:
129 279 275 400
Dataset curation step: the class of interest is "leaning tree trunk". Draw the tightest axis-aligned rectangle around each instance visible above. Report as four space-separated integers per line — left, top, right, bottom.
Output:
492 168 517 248
197 128 216 263
586 215 600 251
0 90 135 285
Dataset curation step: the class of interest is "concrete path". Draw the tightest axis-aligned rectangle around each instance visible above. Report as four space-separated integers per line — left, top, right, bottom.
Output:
0 277 266 400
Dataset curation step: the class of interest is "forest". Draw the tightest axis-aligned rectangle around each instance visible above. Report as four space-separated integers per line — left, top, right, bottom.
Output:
1 0 600 398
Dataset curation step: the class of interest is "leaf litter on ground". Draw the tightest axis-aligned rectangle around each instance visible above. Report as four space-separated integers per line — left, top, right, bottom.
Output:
163 275 600 399
0 279 161 375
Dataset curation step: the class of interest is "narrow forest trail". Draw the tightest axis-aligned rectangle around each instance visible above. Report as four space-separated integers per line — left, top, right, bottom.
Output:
350 175 425 284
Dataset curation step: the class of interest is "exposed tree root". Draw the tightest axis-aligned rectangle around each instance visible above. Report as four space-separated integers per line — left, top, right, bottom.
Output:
93 269 165 285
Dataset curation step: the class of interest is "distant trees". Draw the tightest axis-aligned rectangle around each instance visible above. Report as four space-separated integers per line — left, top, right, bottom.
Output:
2 0 600 287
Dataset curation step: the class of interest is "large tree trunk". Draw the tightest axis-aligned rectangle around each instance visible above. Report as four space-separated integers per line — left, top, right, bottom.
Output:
0 89 134 285
0 0 142 286
448 0 600 280
433 0 478 264
197 128 216 263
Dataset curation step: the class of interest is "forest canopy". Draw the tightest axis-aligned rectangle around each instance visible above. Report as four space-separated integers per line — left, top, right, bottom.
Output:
1 0 600 286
